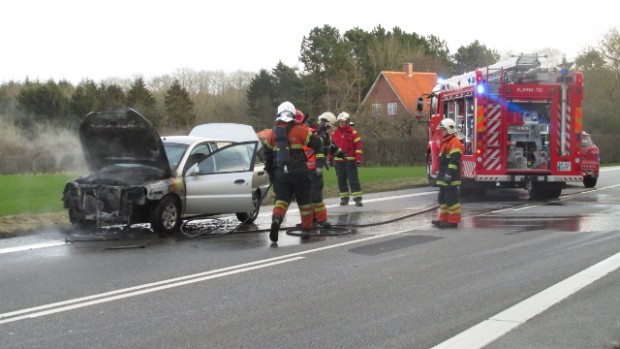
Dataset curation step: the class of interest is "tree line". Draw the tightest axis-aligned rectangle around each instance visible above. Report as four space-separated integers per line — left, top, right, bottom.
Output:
1 25 619 172
1 25 504 135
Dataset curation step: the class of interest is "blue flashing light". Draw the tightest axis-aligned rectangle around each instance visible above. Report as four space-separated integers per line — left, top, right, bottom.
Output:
560 68 569 76
476 84 485 94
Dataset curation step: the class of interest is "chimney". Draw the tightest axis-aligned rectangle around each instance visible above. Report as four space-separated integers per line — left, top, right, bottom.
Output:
403 63 413 77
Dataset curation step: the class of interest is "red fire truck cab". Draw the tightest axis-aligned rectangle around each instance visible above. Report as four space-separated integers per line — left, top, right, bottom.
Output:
424 54 584 199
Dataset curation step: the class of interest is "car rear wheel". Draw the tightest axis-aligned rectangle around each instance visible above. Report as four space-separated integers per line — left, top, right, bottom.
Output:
235 190 261 224
150 196 181 234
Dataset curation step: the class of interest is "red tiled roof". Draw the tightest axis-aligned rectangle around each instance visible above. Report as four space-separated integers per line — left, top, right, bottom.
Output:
381 71 437 112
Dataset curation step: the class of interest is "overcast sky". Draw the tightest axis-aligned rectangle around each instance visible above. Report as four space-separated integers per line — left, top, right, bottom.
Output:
1 0 617 84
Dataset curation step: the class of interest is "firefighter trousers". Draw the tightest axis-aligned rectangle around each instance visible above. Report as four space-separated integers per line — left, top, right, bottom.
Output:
437 185 461 224
272 170 314 229
335 161 362 202
309 170 327 222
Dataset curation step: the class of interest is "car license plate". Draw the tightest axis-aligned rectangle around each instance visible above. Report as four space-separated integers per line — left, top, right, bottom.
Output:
557 162 571 171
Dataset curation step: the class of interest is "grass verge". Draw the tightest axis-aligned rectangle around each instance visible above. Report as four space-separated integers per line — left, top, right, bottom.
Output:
0 167 427 237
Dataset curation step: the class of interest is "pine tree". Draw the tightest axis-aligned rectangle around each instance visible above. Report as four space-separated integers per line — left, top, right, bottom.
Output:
164 79 195 131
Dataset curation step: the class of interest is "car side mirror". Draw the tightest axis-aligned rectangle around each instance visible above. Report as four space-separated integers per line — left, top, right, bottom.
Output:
187 164 200 176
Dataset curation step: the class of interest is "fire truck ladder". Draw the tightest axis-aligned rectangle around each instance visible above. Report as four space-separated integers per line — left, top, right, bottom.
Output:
437 53 542 92
485 53 542 84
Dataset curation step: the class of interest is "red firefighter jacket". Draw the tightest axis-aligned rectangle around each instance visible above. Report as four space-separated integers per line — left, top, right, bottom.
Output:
331 124 362 163
303 125 320 170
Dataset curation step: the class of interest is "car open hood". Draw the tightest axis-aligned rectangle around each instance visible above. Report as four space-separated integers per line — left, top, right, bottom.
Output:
79 106 172 177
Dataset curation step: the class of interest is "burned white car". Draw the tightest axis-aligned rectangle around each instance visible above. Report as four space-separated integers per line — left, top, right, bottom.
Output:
62 106 269 234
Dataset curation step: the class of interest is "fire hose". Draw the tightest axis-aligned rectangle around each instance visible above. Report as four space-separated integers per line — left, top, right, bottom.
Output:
179 185 439 239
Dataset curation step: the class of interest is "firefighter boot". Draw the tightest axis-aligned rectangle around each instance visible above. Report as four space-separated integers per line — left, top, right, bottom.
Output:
431 220 441 227
315 221 332 228
270 215 282 242
340 197 349 206
437 222 458 229
354 198 363 207
301 228 312 240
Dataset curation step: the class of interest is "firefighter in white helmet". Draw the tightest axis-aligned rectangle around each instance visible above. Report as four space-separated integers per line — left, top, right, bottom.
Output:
263 101 321 242
330 111 364 206
301 111 345 227
318 112 336 127
432 118 462 228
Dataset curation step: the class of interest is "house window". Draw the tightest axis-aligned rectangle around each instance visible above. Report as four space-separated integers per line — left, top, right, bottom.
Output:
387 103 397 116
372 103 381 116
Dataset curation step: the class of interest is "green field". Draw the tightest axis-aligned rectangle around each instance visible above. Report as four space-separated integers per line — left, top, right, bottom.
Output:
0 167 427 218
0 174 77 216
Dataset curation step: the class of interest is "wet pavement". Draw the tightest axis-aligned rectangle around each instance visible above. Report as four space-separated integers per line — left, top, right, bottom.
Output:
3 183 620 255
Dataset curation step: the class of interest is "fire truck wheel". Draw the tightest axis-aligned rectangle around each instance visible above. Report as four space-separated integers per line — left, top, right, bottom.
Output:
583 175 597 188
528 183 562 200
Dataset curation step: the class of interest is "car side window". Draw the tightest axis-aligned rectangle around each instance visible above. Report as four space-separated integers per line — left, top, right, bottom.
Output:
196 142 257 174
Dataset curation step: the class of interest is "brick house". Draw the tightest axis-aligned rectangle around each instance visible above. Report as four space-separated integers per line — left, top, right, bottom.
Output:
362 63 437 119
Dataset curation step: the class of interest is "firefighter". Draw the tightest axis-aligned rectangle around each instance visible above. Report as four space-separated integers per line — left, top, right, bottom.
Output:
432 118 462 228
303 111 345 227
330 112 363 206
264 101 321 243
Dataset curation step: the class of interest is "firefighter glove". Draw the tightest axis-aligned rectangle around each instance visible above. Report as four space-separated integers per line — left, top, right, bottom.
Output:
315 167 323 176
444 174 452 184
327 158 334 167
355 160 361 166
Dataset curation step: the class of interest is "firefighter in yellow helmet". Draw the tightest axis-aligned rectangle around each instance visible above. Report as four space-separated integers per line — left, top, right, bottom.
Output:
432 118 462 228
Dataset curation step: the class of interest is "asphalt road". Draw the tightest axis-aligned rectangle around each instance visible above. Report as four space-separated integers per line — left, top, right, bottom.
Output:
1 167 620 349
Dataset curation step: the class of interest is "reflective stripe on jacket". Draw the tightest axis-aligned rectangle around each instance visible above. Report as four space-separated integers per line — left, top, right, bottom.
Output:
436 133 462 186
264 122 321 175
331 124 362 163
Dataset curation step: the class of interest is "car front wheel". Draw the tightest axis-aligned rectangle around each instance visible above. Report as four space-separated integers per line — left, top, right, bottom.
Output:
150 196 181 234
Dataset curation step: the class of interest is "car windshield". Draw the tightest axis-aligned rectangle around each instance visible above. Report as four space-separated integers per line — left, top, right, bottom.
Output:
163 142 190 170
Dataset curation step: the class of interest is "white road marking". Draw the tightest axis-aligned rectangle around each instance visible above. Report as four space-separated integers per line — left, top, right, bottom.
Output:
0 256 305 324
0 242 65 255
430 250 620 349
0 205 435 325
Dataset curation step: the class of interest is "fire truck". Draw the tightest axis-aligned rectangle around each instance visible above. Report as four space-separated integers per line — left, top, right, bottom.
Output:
423 54 584 199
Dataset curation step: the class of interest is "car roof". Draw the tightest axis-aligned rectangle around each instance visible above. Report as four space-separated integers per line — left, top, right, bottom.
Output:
163 123 262 150
161 135 213 145
189 123 259 143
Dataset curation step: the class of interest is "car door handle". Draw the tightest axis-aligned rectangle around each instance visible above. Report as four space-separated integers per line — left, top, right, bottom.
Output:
234 179 246 184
